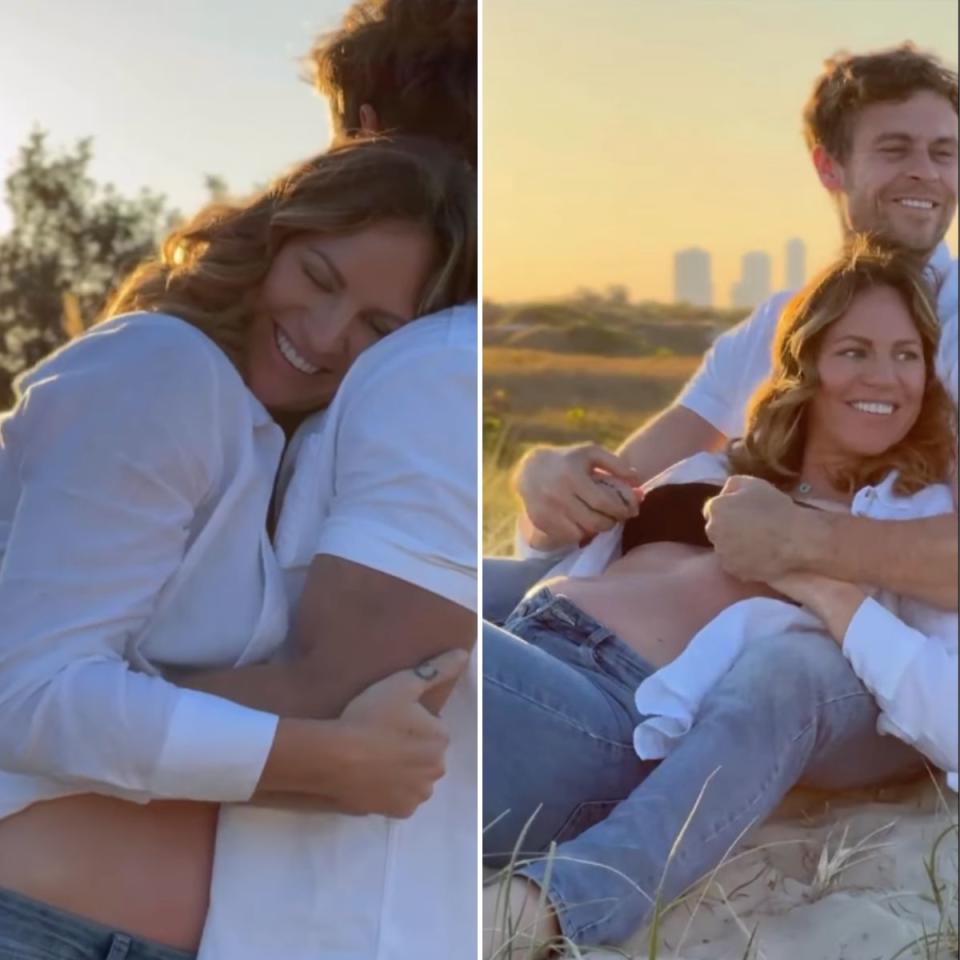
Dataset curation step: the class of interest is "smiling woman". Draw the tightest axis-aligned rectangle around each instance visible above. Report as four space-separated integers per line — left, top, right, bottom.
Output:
106 135 475 425
0 132 476 960
246 222 436 412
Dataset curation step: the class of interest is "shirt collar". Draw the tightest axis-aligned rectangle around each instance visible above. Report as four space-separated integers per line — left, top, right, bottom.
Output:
925 242 953 293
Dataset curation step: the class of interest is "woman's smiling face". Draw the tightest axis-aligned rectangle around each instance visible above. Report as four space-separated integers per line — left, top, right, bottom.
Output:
244 220 435 414
806 283 927 464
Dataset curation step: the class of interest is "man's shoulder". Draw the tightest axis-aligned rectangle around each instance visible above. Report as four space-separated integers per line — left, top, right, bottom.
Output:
337 303 477 397
377 302 476 359
725 289 794 340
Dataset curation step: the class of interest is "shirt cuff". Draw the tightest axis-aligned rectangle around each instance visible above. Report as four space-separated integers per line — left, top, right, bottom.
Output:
841 597 926 701
153 689 279 801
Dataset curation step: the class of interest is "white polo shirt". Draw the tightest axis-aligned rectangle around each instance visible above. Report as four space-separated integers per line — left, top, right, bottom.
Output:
0 313 284 819
199 304 478 960
677 243 959 434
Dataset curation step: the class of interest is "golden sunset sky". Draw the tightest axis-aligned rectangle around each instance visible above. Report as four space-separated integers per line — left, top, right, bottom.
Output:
484 0 959 305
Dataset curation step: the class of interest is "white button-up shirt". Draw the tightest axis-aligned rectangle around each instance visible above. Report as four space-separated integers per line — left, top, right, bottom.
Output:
0 313 283 819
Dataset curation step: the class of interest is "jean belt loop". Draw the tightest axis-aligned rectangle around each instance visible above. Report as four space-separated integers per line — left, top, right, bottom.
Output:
585 623 614 649
104 933 132 960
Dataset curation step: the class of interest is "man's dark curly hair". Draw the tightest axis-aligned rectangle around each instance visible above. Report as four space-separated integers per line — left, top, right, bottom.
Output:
308 0 476 165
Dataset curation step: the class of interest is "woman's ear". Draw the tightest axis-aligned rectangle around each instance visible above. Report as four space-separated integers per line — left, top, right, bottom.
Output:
359 103 380 134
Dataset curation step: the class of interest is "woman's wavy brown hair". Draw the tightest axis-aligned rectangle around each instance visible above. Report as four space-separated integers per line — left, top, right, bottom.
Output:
727 237 955 496
104 135 476 370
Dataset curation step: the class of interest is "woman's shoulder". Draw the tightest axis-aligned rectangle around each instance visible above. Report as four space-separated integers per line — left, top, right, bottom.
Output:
866 471 955 518
8 312 261 465
16 312 246 413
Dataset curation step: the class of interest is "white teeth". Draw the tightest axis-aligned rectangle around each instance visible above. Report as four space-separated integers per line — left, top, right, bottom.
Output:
275 326 319 375
850 401 895 416
897 198 934 209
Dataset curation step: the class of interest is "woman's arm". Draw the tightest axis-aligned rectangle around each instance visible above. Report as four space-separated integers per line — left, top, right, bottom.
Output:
770 572 958 777
0 324 275 802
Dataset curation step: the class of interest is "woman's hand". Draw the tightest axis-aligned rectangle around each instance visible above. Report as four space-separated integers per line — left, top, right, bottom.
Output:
255 649 468 818
767 571 866 645
515 443 641 551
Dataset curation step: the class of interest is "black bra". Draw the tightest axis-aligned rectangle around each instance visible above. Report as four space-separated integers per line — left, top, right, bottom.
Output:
621 482 723 554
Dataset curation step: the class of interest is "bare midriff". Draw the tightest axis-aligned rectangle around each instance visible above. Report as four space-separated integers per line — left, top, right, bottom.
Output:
0 794 216 951
544 542 782 669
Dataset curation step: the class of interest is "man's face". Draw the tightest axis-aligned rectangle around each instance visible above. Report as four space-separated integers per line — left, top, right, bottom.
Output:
822 90 958 254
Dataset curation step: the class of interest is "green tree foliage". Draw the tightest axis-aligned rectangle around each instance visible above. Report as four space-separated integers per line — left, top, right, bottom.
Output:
0 131 177 406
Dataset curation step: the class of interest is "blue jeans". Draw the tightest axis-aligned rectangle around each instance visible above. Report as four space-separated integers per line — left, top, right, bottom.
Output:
482 556 559 625
482 583 925 947
0 887 196 960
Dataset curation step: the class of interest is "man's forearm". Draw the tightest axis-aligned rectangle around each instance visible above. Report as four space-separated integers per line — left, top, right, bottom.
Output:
176 661 346 719
177 557 475 719
617 404 726 483
795 511 958 611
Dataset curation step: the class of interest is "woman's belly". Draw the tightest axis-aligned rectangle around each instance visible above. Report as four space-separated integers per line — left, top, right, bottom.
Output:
0 794 217 950
545 542 780 668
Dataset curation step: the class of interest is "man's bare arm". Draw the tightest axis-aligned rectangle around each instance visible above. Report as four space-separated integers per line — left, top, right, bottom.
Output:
176 556 475 718
616 404 727 478
796 509 958 611
706 476 959 611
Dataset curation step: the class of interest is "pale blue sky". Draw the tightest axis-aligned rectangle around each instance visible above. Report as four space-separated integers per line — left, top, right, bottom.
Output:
0 1 353 230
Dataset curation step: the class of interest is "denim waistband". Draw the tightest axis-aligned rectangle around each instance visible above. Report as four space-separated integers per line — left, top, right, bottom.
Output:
0 886 196 960
506 586 656 685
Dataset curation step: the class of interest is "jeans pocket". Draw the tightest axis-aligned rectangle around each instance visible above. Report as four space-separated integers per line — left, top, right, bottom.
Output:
553 799 620 847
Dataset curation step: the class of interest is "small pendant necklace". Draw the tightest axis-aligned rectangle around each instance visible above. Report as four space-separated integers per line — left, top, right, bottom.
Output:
796 481 812 495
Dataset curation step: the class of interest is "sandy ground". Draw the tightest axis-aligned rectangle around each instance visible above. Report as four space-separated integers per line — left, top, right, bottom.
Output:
583 777 959 960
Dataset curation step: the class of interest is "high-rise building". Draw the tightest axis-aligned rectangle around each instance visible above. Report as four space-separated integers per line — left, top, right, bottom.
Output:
731 251 772 309
785 237 806 290
673 248 713 307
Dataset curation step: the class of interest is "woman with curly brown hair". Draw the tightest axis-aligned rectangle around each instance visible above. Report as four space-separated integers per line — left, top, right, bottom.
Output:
0 135 474 960
483 239 957 955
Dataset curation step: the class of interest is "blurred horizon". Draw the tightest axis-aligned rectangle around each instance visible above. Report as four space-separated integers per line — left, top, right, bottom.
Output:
484 0 958 306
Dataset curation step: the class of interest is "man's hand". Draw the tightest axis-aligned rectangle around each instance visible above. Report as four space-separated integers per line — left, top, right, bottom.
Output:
704 475 806 581
515 443 640 550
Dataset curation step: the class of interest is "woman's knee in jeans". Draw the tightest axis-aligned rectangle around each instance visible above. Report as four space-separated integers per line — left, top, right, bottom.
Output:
718 631 866 709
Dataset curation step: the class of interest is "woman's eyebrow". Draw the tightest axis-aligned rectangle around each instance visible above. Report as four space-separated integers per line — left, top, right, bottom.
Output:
831 334 921 347
305 247 345 290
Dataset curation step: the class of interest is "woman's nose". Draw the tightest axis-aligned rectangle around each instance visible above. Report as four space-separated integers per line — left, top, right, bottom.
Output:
861 357 898 387
302 303 353 356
